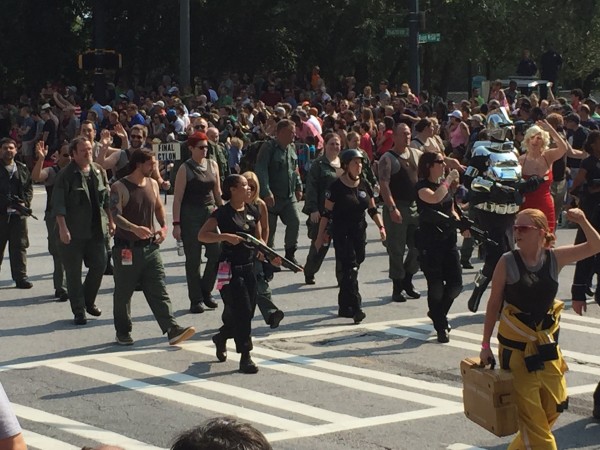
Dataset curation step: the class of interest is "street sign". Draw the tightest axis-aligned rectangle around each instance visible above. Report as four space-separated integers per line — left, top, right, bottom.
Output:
152 142 181 162
385 27 409 37
418 33 441 44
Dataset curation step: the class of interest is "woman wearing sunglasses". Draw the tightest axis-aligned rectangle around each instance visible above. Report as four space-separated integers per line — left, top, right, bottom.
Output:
479 207 600 449
415 152 463 343
172 131 222 313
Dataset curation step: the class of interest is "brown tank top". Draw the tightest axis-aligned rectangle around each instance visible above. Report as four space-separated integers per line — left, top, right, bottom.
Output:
114 177 156 242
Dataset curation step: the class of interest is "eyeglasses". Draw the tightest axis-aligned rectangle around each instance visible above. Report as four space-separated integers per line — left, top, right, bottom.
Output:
513 225 540 233
130 135 143 140
433 160 445 165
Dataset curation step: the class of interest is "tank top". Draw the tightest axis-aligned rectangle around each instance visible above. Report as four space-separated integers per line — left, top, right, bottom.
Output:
114 178 156 242
182 159 216 207
504 250 558 324
388 150 418 203
450 124 467 149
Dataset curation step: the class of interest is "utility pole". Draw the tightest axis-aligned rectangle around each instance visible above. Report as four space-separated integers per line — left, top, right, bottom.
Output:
408 0 420 94
180 0 191 93
92 0 106 104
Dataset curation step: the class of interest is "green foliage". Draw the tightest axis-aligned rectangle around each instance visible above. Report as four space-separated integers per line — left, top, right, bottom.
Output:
1 0 598 96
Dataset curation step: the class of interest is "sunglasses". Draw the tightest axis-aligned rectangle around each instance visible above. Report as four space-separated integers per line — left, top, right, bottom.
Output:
433 160 445 165
195 145 208 150
130 135 143 140
62 153 71 158
513 225 540 233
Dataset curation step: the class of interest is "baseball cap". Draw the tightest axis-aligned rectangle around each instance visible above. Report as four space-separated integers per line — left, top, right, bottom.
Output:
189 112 201 118
101 105 113 112
469 113 484 124
119 94 129 101
448 110 463 120
41 103 52 110
167 86 179 95
153 100 165 108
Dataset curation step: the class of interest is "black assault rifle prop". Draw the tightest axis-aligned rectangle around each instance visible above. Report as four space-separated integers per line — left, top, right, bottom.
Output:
2 194 38 220
236 232 304 273
433 210 498 247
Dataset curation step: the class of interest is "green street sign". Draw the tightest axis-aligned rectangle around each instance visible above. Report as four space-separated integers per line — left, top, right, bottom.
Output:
419 33 441 44
385 27 409 37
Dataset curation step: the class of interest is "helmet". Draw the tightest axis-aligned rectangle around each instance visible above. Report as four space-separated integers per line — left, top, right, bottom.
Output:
340 149 363 165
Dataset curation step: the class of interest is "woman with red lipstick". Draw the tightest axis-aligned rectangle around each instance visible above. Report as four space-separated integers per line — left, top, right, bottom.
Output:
479 207 600 449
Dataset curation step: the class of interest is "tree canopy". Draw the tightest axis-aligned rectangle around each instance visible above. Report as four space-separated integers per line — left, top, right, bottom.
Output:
2 0 598 97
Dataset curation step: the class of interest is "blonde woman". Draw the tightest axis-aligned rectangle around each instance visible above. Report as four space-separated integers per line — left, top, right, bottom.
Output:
242 171 285 329
518 120 567 232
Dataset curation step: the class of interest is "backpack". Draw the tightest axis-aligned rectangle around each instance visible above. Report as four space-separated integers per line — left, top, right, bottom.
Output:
239 139 269 173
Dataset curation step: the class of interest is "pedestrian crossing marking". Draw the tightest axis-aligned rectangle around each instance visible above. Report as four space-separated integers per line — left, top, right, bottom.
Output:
5 313 600 446
13 403 165 450
102 355 358 423
22 429 80 450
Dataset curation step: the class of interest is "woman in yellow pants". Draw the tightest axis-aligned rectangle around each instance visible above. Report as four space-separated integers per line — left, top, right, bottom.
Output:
480 207 600 449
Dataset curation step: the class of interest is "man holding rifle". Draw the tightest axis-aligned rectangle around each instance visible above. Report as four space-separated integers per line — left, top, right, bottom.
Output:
0 137 33 289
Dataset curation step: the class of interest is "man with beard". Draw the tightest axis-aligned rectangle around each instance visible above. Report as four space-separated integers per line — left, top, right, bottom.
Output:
110 149 196 346
0 138 34 289
52 137 114 325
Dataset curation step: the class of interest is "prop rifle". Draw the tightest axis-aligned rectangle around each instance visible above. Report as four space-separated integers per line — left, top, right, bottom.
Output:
433 210 498 247
236 232 304 273
3 194 38 220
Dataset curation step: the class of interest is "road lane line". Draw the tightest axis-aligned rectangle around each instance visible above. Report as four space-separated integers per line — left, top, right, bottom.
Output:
102 356 357 423
566 383 599 395
242 344 462 397
47 361 307 431
13 403 164 450
447 444 486 450
185 343 460 408
21 429 80 450
265 405 464 442
368 324 600 376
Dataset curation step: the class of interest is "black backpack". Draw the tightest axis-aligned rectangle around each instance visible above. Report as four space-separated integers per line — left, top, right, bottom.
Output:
239 139 269 173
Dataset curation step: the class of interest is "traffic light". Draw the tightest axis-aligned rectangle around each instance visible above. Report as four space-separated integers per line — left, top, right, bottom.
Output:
78 49 122 71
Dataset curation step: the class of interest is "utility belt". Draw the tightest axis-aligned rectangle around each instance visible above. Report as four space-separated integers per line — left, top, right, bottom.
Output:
474 202 519 215
114 237 156 248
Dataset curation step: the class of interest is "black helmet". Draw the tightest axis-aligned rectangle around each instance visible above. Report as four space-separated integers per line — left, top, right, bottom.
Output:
340 149 363 165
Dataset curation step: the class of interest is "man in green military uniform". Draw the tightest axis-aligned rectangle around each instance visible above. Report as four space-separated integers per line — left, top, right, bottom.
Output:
110 149 195 346
53 136 114 325
255 119 301 263
206 126 230 186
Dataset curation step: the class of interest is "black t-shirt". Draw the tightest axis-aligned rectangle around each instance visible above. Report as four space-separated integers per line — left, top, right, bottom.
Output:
326 178 373 228
43 119 57 152
211 203 260 265
567 126 589 168
415 179 456 241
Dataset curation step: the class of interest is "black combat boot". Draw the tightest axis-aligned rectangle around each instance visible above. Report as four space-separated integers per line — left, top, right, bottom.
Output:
392 279 406 303
284 246 299 265
239 352 259 374
468 271 490 313
402 273 421 299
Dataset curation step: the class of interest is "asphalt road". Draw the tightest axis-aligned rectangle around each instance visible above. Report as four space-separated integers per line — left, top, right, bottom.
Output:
1 185 599 450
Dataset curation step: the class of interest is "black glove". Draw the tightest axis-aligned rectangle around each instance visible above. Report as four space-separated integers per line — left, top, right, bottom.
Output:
517 175 543 194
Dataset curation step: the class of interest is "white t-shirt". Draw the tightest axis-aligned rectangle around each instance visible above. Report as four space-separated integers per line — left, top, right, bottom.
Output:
0 383 21 440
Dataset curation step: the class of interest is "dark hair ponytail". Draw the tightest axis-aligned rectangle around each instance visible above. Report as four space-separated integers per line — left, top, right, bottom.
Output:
221 174 245 201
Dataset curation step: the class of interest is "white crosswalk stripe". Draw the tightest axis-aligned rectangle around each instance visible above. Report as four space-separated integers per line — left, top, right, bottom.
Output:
5 312 599 448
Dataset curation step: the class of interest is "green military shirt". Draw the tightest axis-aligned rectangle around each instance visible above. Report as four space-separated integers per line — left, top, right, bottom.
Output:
52 161 110 239
208 141 230 185
255 139 298 200
302 154 341 215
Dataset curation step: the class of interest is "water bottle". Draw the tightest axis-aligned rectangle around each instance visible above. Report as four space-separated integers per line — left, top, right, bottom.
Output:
176 240 185 256
373 184 380 198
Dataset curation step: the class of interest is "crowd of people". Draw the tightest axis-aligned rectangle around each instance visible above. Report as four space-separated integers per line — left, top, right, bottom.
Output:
2 67 600 448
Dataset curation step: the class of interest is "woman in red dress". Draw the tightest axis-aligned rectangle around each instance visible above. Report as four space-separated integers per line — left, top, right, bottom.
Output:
518 120 567 233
